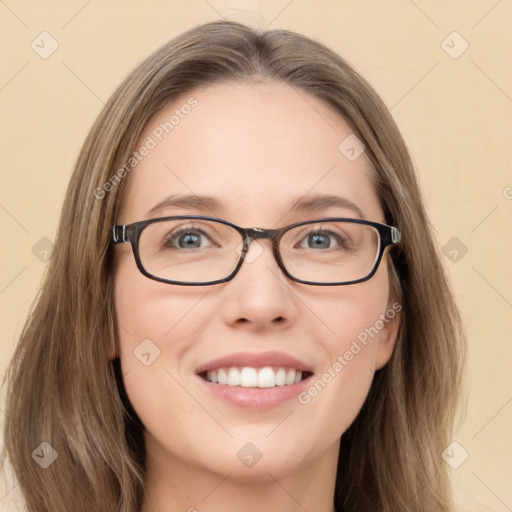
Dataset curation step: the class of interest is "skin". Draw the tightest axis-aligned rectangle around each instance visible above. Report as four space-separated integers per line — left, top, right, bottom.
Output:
113 81 400 512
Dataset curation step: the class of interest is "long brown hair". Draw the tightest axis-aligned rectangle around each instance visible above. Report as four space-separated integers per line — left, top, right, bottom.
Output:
1 20 465 511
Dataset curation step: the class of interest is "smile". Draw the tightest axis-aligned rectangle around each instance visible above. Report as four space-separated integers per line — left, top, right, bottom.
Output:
201 366 311 388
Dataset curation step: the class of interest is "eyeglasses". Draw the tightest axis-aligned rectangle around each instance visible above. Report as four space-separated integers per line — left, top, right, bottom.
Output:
112 215 401 286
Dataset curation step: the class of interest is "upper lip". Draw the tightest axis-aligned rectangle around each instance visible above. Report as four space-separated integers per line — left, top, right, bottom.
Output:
195 351 314 374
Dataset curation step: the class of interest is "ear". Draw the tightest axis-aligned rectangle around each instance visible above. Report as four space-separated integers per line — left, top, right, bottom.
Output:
374 302 402 370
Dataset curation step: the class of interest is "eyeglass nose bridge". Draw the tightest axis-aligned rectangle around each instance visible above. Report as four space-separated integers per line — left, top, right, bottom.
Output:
237 227 284 264
239 227 281 249
243 227 278 240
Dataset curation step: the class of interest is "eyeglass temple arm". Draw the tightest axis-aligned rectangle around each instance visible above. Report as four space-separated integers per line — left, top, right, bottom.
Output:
390 226 401 244
112 225 128 244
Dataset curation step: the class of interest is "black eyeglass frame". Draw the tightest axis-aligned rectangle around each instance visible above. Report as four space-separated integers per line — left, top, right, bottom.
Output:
112 215 401 286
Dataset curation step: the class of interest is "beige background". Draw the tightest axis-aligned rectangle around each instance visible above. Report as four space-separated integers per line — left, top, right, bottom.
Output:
1 1 511 510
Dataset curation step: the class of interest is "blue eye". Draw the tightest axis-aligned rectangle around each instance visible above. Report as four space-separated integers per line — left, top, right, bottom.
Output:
166 228 212 249
307 232 331 249
298 230 349 250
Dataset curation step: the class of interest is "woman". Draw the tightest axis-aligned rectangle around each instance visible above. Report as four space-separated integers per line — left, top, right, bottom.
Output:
1 20 465 512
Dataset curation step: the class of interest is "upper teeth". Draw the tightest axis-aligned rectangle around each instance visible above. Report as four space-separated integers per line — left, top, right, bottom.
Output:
204 367 304 388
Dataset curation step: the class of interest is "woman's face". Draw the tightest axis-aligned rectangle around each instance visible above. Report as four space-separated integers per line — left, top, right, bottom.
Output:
114 81 399 482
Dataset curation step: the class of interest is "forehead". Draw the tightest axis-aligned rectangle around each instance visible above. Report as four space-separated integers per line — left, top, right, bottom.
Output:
119 81 383 225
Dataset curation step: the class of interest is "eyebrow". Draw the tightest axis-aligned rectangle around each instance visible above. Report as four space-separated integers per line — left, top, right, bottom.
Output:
288 194 365 219
145 193 365 220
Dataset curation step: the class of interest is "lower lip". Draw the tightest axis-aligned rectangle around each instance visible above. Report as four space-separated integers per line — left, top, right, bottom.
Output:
197 374 313 410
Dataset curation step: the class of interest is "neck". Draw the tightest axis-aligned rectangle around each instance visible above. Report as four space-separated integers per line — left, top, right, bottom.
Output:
141 434 339 512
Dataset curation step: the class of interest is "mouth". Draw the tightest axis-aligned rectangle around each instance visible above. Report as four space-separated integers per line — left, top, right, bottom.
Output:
195 351 315 409
199 366 313 388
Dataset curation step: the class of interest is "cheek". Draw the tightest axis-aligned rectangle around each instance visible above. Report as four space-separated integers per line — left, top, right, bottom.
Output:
304 340 375 426
113 252 208 351
299 340 376 439
113 259 207 415
113 272 213 461
318 265 390 359
298 269 391 432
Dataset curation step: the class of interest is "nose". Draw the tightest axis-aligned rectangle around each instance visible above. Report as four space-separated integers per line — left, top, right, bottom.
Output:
218 238 300 331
